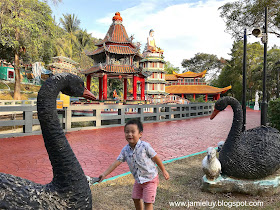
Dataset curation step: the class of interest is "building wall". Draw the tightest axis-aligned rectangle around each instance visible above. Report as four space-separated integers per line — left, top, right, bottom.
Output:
141 59 166 97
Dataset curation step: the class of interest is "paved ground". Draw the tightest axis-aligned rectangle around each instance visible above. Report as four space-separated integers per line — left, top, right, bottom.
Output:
0 107 260 184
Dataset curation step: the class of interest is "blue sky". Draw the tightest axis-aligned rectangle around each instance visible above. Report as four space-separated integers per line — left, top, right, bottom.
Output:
49 0 278 71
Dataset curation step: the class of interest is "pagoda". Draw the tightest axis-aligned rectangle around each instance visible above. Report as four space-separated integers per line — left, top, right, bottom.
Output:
81 12 145 101
47 56 79 75
165 70 231 101
140 29 167 102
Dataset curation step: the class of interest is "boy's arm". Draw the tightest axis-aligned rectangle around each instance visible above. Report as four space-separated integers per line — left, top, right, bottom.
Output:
99 160 122 182
152 154 170 180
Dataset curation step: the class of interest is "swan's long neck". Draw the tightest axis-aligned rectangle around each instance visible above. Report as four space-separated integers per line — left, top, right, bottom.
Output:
37 77 86 188
226 97 243 145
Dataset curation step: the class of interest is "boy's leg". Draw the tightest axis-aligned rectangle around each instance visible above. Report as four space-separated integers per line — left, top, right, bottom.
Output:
144 202 153 210
142 176 159 207
132 181 143 210
133 199 144 210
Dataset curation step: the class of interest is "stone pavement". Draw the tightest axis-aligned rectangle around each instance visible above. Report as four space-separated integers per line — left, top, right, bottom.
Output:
0 107 260 184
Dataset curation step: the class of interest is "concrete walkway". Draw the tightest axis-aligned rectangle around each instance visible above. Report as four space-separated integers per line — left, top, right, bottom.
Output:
0 107 260 184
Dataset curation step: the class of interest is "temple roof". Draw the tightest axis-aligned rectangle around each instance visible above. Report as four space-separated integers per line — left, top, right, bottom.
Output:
165 85 231 94
166 70 207 80
87 45 137 56
81 64 140 74
96 12 132 46
84 12 143 76
52 56 79 65
165 74 178 81
140 57 165 63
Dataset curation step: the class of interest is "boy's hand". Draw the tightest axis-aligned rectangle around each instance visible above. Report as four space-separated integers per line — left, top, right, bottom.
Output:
163 170 170 180
98 174 105 183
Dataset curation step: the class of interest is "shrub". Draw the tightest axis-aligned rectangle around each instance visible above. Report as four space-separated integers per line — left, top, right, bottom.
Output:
268 98 280 131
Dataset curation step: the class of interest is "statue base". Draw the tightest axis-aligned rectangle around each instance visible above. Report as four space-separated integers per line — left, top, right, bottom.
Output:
201 171 280 196
254 102 259 110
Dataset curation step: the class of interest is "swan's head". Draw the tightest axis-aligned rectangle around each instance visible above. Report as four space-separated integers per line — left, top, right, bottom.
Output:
60 73 96 100
210 97 229 120
217 141 224 152
207 147 216 161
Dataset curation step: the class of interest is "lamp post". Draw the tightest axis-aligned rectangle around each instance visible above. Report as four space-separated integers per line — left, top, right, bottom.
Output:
275 61 280 99
261 7 268 126
252 7 268 126
242 29 247 131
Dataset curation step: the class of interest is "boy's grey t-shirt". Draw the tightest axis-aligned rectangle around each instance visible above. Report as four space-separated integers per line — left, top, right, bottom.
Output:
117 140 158 184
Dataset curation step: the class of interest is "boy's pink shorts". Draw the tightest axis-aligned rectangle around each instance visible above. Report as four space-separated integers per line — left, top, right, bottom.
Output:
132 175 159 204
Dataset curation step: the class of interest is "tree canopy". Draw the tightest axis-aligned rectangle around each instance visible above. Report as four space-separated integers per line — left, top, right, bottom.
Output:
212 41 280 101
164 61 180 74
219 0 280 39
0 0 57 99
181 53 226 81
0 1 98 99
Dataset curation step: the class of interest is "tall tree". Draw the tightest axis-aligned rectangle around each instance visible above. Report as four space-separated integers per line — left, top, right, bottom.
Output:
164 61 180 74
212 41 280 101
0 0 56 99
219 0 280 39
181 53 226 81
59 13 81 59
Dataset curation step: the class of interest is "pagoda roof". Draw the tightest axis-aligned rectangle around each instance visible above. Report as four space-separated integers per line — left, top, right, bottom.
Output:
140 57 165 63
176 70 206 78
165 70 207 80
52 56 78 65
87 45 137 56
165 85 231 95
165 74 178 81
96 12 132 46
81 64 140 74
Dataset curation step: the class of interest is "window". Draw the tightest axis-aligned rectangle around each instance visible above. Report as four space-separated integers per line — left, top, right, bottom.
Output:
8 71 14 78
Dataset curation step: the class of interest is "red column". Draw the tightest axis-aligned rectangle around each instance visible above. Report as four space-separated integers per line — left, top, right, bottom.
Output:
103 74 107 100
140 78 145 100
217 93 221 100
124 78 127 100
205 94 208 102
181 94 184 98
133 75 137 100
86 74 91 90
99 77 102 100
193 94 196 100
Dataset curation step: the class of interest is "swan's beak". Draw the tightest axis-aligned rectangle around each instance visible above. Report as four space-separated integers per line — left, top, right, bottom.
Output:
210 108 220 120
83 88 96 100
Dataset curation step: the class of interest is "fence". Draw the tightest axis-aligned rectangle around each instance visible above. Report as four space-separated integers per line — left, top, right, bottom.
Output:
0 102 214 138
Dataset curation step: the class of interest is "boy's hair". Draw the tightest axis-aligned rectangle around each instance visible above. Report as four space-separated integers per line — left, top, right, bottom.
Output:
125 119 143 132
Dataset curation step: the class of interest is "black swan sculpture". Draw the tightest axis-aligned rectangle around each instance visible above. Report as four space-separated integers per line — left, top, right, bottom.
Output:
0 73 96 209
210 96 280 179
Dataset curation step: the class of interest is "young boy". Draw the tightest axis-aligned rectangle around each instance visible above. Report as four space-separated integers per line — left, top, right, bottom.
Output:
99 119 169 210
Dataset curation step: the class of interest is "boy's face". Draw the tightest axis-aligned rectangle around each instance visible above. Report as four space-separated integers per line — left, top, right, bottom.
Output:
124 124 142 148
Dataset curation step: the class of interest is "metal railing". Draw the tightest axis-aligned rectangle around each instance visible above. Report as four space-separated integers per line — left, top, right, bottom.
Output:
0 102 214 138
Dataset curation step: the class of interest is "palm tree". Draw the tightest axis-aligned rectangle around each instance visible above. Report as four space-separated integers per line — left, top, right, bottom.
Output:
59 13 81 59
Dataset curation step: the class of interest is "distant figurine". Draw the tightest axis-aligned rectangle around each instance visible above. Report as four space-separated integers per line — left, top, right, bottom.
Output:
113 89 118 99
254 91 259 110
202 147 221 180
147 29 164 53
217 141 224 152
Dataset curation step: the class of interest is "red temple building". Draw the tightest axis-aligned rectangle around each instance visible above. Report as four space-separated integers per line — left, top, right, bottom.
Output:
81 12 145 101
165 70 231 101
